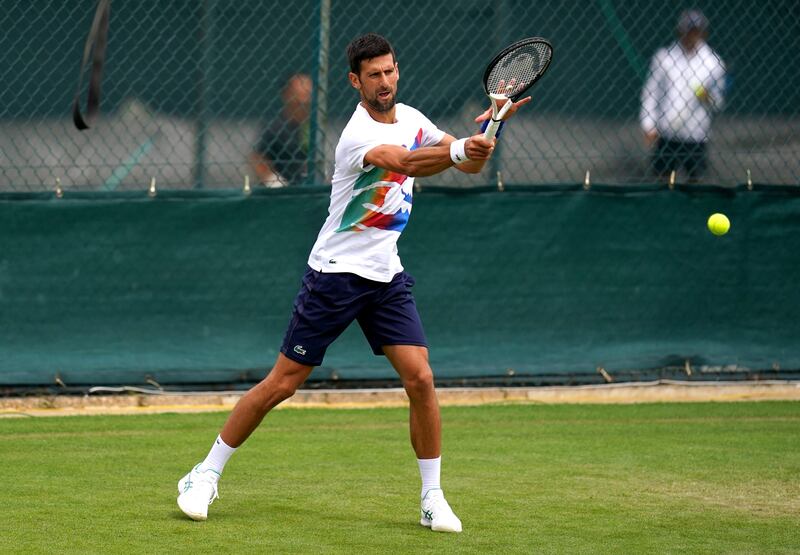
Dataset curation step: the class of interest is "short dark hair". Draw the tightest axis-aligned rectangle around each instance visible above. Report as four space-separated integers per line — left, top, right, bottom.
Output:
346 33 396 75
677 9 708 34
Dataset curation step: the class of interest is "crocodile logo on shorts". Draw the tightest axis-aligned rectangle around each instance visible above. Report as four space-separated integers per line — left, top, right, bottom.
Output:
293 345 307 356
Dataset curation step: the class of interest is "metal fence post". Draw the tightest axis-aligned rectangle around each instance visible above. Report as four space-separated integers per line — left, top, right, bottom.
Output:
308 0 331 186
194 0 215 189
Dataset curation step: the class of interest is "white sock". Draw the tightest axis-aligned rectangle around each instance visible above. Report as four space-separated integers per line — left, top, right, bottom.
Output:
417 456 441 498
199 435 237 476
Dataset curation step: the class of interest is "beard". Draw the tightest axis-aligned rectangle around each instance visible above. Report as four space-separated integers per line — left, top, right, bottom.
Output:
364 88 396 113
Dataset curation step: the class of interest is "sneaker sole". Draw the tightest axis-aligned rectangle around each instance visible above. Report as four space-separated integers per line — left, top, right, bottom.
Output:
177 494 208 521
420 516 461 533
431 522 462 533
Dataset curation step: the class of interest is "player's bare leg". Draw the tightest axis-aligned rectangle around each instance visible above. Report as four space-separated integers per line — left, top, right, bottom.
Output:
220 354 314 447
384 345 440 458
384 345 462 533
177 354 313 520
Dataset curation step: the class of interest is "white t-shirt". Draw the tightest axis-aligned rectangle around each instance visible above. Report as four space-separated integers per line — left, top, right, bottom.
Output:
308 103 446 282
640 41 726 143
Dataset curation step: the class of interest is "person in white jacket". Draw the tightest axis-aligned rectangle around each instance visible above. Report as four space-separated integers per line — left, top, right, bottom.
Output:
640 9 726 182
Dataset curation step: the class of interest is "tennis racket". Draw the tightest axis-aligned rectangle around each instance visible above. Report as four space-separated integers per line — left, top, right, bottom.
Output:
483 38 553 140
73 0 111 130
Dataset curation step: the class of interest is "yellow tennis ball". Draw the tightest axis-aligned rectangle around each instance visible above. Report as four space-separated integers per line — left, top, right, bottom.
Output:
707 213 730 236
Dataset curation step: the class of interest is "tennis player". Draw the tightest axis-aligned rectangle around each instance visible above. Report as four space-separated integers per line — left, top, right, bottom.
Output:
177 33 530 532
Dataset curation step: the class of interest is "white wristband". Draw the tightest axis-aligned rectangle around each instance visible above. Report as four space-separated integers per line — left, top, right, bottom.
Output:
449 138 470 165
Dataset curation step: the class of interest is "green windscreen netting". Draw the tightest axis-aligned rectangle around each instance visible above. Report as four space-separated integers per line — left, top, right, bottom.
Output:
2 187 798 386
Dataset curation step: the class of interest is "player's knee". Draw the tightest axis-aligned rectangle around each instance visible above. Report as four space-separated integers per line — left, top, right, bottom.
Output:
259 371 302 406
403 367 434 397
261 356 313 405
272 375 301 403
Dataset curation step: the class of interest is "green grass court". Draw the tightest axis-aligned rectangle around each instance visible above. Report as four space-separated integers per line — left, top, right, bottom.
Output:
3 402 799 554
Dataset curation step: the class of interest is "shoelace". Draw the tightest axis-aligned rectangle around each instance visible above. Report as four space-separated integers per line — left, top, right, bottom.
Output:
425 493 454 519
423 490 444 505
187 471 220 504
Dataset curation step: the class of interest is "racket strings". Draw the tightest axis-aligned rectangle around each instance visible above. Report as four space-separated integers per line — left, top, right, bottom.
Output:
486 43 552 100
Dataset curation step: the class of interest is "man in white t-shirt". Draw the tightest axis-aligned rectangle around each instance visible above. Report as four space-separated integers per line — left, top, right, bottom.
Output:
640 9 726 182
176 33 530 532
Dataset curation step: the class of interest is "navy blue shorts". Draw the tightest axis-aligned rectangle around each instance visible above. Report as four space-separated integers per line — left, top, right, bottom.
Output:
280 267 428 366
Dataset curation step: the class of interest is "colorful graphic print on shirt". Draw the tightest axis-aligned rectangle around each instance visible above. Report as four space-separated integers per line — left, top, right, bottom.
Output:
335 129 424 233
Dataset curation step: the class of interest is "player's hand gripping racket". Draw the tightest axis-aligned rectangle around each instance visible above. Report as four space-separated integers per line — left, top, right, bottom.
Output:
483 38 553 140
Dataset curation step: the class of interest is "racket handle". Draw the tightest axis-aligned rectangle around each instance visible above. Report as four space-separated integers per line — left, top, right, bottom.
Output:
480 119 505 139
483 100 513 140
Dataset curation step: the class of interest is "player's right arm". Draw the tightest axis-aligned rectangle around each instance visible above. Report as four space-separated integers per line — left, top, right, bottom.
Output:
363 135 495 177
436 134 494 174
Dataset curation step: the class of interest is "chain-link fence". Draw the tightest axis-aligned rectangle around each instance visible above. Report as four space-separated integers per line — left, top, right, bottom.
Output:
2 0 798 191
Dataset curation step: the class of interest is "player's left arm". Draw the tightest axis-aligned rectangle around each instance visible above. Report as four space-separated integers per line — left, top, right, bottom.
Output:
473 96 532 126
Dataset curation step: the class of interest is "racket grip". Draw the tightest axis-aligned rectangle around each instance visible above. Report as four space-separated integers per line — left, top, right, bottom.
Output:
482 100 513 140
483 120 501 140
480 119 504 139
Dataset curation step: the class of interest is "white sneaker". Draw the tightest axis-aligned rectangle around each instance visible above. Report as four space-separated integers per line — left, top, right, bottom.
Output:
177 464 220 521
420 488 462 533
